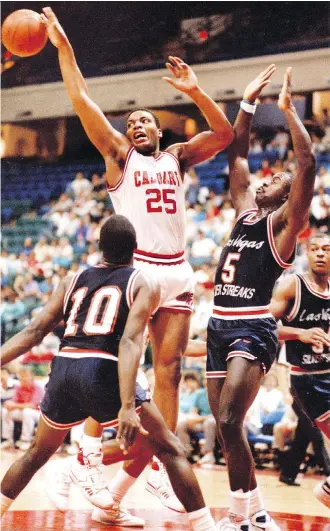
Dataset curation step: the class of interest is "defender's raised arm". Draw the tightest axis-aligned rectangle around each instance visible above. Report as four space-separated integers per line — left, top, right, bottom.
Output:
164 56 234 168
227 64 276 215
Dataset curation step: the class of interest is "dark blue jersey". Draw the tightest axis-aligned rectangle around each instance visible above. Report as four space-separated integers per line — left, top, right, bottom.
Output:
282 274 330 372
213 209 294 321
60 265 140 356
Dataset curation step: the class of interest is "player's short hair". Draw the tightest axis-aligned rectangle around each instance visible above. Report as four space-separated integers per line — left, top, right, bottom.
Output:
307 232 330 247
126 108 161 129
99 215 137 265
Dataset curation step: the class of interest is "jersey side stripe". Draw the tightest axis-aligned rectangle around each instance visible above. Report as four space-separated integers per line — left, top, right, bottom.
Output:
63 272 83 314
285 275 301 321
267 212 295 269
164 151 183 180
126 269 143 309
106 146 134 192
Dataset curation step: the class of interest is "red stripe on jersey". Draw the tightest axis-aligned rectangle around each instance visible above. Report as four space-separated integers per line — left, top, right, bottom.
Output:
107 146 134 192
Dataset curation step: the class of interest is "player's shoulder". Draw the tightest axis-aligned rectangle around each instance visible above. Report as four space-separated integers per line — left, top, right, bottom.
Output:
275 273 298 295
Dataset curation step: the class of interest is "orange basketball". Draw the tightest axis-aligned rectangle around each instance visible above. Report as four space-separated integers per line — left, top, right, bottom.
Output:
2 9 48 57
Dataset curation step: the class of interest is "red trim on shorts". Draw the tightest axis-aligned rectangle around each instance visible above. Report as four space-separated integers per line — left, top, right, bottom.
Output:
100 406 142 428
158 306 193 314
226 350 257 361
213 308 271 318
206 371 227 378
135 249 184 259
40 411 85 430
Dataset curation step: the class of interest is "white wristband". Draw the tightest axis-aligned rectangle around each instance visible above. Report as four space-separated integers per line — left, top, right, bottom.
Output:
240 100 256 114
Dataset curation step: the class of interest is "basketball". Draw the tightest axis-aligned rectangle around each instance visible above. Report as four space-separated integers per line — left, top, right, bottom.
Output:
1 9 48 57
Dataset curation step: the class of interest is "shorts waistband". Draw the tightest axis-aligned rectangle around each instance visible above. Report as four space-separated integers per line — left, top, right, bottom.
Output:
212 305 273 320
134 249 185 265
58 348 118 362
290 365 330 376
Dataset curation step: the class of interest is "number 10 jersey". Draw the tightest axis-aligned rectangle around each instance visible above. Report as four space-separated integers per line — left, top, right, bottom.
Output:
107 147 186 257
60 265 140 357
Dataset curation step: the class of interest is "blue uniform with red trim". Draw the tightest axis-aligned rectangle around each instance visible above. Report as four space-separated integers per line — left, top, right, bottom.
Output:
282 274 330 423
207 209 294 377
40 265 150 430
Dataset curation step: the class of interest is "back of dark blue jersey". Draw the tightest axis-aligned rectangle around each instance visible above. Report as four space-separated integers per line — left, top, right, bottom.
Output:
282 274 330 371
60 265 140 356
213 209 294 320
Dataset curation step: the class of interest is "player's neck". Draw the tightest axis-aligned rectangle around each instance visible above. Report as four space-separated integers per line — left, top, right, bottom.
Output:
102 260 132 268
257 206 277 218
305 270 329 292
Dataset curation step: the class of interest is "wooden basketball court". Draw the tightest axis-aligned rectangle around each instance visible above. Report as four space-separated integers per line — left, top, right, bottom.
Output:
1 451 329 530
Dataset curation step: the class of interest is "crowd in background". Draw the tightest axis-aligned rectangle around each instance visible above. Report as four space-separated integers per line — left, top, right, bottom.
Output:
1 122 330 479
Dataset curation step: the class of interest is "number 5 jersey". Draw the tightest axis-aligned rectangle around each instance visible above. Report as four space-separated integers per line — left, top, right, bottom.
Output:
213 209 295 321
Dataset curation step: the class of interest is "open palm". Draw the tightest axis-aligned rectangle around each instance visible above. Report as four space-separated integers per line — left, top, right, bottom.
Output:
278 68 295 111
40 7 67 49
162 56 198 93
243 64 276 103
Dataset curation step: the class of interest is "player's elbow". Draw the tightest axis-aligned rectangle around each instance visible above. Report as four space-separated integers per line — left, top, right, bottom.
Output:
214 127 235 149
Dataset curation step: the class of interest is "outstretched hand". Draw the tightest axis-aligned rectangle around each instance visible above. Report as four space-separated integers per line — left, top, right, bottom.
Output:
278 67 295 112
243 64 276 103
40 7 68 49
162 56 198 94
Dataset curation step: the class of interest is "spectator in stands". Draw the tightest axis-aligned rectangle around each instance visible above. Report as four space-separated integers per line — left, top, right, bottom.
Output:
86 243 101 266
271 159 284 175
21 237 34 256
249 131 263 154
1 367 44 451
70 171 93 199
310 186 330 229
267 125 289 159
190 230 217 266
260 159 273 178
311 131 328 154
258 373 284 416
77 253 90 272
1 368 16 405
33 236 50 263
20 272 42 300
38 275 56 300
177 375 213 463
177 373 202 455
52 266 69 289
91 173 105 199
186 171 200 206
73 191 97 217
315 165 330 189
52 237 73 268
273 394 298 452
0 287 25 325
320 108 330 129
22 332 60 366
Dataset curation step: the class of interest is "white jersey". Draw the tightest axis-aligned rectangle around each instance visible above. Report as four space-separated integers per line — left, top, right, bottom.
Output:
107 147 186 262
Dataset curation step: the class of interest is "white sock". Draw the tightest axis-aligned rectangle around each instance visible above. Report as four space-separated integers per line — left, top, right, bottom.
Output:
80 434 102 457
0 493 14 516
109 468 137 504
229 489 250 520
188 507 216 530
249 486 264 516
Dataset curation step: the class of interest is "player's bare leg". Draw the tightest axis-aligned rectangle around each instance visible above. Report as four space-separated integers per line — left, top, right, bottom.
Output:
314 416 330 509
208 358 280 531
1 418 69 516
146 310 191 511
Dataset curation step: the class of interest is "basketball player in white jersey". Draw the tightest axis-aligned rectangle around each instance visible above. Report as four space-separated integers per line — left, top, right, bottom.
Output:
40 7 234 514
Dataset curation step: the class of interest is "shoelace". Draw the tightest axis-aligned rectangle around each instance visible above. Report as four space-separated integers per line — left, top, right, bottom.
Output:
159 463 176 497
86 465 108 494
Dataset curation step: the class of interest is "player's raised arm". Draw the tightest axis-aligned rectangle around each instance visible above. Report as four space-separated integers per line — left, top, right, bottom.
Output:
116 273 160 452
164 56 234 167
40 7 130 184
228 64 276 215
1 279 66 366
272 68 316 237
